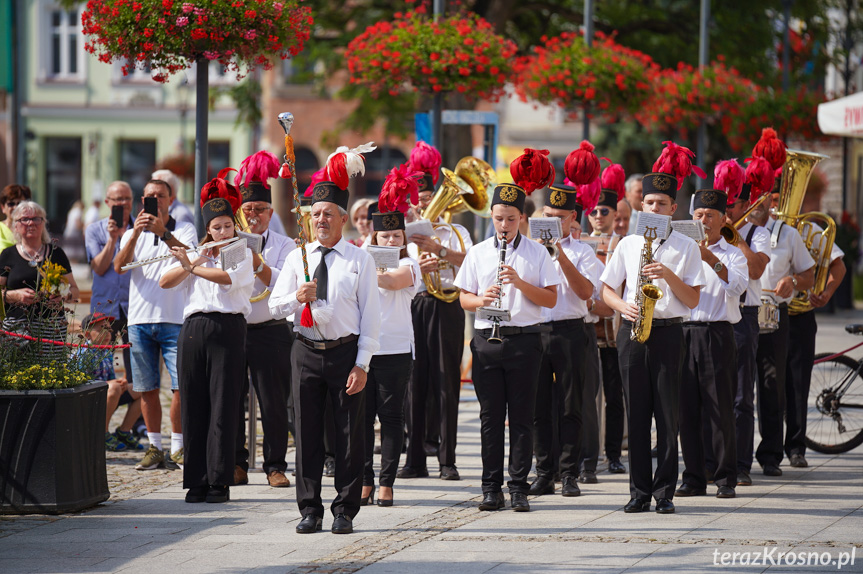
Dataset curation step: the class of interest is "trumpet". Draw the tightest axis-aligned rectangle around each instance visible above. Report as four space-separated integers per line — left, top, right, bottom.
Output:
487 234 508 345
120 237 240 271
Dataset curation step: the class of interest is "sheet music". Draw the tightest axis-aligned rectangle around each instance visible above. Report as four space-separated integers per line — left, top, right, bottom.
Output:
220 237 247 271
367 245 401 269
477 307 511 323
528 217 563 242
634 212 672 240
670 220 706 243
405 219 435 241
237 231 264 254
578 238 600 253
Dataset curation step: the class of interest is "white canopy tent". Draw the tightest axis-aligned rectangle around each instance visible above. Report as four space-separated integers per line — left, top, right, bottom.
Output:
818 91 863 137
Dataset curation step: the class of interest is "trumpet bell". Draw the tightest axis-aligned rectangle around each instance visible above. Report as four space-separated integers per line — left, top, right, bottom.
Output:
720 223 740 246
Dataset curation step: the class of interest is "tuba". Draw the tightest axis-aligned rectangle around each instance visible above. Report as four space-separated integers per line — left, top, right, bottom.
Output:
630 227 664 344
773 149 834 315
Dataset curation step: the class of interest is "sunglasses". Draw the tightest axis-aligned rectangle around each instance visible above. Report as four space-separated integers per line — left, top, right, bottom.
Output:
17 217 44 225
590 208 611 217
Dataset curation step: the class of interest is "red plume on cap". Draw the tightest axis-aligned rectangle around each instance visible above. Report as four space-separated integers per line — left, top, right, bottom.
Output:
564 141 601 187
200 167 242 214
325 142 377 190
237 150 280 189
714 160 744 205
599 159 626 202
380 163 424 213
409 141 443 185
752 128 786 171
511 148 555 195
568 177 601 213
652 141 707 190
303 167 327 198
744 156 776 202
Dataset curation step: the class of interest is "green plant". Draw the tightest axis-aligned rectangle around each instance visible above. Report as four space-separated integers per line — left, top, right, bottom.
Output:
0 363 90 391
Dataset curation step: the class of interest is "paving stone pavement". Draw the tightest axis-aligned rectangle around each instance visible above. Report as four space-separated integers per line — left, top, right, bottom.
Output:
1 310 861 573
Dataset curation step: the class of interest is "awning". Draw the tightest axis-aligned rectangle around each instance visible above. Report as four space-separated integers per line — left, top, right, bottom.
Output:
818 91 863 137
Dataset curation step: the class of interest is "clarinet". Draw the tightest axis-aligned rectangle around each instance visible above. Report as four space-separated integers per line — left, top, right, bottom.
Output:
487 234 507 345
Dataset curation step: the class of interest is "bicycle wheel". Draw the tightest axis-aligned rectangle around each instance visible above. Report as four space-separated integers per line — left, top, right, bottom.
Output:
805 353 863 454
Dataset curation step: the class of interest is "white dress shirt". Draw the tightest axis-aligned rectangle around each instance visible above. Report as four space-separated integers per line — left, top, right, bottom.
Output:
268 237 381 366
408 220 473 292
454 233 560 330
542 235 603 322
601 230 706 320
737 222 772 306
689 238 748 323
761 218 816 304
247 230 296 325
376 257 421 357
121 220 199 326
163 246 256 320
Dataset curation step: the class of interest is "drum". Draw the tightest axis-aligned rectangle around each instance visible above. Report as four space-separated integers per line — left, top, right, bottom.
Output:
758 293 780 334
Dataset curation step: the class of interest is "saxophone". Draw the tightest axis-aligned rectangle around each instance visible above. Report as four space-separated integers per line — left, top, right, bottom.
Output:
630 226 664 344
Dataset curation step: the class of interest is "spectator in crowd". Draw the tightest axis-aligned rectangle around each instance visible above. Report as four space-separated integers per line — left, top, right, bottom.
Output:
624 174 643 232
64 200 86 262
152 169 195 228
615 200 631 237
84 195 102 228
1 184 32 251
349 198 374 246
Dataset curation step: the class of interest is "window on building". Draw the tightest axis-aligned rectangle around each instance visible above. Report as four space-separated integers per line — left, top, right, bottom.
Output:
354 147 408 197
207 141 231 179
119 140 157 200
44 137 82 235
48 8 82 79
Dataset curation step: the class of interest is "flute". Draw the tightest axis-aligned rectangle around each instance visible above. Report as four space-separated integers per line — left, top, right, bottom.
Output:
120 238 239 271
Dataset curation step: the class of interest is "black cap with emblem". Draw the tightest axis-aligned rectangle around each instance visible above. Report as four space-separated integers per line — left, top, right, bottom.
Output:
641 172 678 200
202 197 235 226
692 189 728 214
311 181 350 211
371 211 405 231
545 183 579 211
492 183 527 213
596 189 619 210
241 181 272 204
419 174 435 194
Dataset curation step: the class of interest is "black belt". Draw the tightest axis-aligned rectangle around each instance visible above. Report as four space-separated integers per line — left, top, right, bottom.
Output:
549 318 585 331
296 333 359 351
188 311 243 320
621 317 683 328
683 320 731 327
476 324 550 337
247 318 289 330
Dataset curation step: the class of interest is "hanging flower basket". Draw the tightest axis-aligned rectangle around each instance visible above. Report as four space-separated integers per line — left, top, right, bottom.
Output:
513 31 658 117
81 0 313 82
344 10 517 99
636 59 759 133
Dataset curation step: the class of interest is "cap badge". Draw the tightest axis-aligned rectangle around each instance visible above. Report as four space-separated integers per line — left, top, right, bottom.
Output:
499 185 519 203
550 189 567 207
382 214 400 230
700 191 718 206
652 175 672 191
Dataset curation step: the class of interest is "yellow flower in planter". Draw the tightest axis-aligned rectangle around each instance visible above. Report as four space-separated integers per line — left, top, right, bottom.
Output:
37 260 70 298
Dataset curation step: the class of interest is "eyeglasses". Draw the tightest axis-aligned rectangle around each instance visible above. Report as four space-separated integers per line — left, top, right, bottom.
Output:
241 206 270 215
17 217 44 225
590 208 611 217
107 196 132 203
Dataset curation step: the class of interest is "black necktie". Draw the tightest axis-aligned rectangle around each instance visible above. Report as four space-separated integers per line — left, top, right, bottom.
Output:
314 247 334 301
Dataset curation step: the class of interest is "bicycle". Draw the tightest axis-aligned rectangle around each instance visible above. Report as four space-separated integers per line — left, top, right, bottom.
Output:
806 324 863 454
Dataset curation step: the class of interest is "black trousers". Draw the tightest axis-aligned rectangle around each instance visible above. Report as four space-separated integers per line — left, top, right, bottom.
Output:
472 331 542 494
579 326 601 473
785 310 817 457
617 321 684 501
364 353 412 487
405 294 464 469
680 322 738 489
534 320 586 479
755 304 789 468
600 346 625 460
178 312 247 489
292 339 364 519
733 307 759 473
235 320 294 474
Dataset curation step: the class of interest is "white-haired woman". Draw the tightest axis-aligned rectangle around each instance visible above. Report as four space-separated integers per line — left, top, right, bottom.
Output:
0 201 80 361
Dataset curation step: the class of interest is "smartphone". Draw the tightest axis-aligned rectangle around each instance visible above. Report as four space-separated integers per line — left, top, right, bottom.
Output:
111 205 124 227
143 197 158 217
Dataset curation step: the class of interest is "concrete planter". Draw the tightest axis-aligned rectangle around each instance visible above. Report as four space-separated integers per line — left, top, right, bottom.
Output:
0 381 110 514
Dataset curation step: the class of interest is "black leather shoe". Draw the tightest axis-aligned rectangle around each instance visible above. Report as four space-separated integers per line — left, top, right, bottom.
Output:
324 458 336 478
440 465 460 481
478 492 505 511
424 442 440 457
561 475 581 497
674 483 706 497
206 485 230 503
331 513 353 534
608 458 626 474
790 453 808 468
296 514 323 534
396 465 429 479
528 476 555 496
623 498 650 513
578 470 598 484
737 470 752 486
185 485 207 503
762 464 783 476
716 485 736 498
655 498 675 514
510 492 530 512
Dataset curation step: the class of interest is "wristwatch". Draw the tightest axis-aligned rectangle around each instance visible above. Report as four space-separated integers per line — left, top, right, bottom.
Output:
161 230 173 242
791 275 798 289
253 260 265 274
713 261 723 273
438 247 448 258
355 363 369 374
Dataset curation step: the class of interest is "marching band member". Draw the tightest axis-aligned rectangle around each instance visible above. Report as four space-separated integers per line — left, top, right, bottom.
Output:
232 151 297 489
269 145 381 535
531 177 602 497
400 141 472 481
676 186 748 500
455 149 559 512
160 174 255 504
600 143 706 514
361 167 422 507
